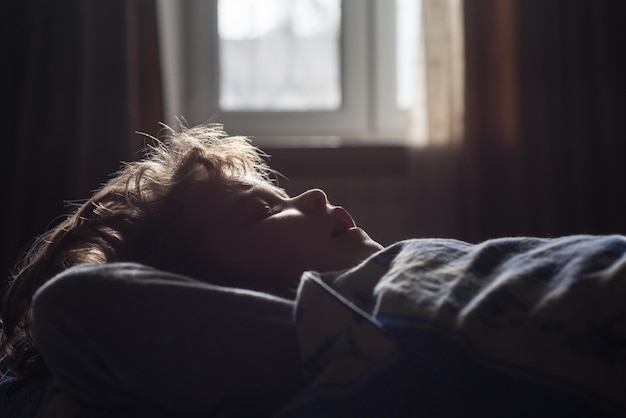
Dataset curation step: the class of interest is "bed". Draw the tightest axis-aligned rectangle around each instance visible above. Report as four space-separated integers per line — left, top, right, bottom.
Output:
276 235 626 417
3 235 625 417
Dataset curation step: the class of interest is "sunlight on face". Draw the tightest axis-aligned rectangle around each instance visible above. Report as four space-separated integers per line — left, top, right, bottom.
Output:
180 176 383 296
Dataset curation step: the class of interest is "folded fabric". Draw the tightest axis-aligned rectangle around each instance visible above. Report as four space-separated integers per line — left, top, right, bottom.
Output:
278 235 626 417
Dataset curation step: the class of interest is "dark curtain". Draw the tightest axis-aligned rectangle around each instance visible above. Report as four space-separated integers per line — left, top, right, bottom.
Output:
1 0 163 280
461 0 626 242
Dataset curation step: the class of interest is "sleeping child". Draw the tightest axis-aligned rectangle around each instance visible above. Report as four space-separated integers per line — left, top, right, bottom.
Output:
0 122 382 417
1 123 625 417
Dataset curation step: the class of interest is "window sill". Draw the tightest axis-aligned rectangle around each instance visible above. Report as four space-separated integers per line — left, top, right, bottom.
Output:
252 135 409 150
261 140 410 178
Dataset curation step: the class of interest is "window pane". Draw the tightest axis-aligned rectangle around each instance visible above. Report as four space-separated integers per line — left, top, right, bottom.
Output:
218 0 342 111
396 0 421 110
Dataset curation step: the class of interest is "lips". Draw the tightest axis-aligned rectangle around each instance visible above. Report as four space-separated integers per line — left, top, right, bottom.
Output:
331 207 357 238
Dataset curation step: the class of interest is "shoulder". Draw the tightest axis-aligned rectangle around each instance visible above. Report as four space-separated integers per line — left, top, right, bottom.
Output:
49 262 180 281
31 262 203 319
37 262 198 295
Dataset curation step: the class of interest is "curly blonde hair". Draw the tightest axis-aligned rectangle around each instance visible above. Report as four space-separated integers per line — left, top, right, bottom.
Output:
0 123 274 377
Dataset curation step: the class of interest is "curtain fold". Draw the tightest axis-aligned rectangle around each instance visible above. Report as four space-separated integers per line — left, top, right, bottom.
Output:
1 0 163 279
461 0 626 241
407 0 464 147
403 0 464 240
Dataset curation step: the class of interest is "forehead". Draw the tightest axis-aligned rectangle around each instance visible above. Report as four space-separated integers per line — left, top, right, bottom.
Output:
225 177 288 197
183 175 286 213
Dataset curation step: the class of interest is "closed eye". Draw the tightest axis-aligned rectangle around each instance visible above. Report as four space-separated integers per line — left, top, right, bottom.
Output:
263 204 283 217
238 183 289 222
250 202 284 222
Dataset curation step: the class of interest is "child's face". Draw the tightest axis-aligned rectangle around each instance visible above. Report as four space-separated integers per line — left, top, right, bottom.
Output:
180 175 383 296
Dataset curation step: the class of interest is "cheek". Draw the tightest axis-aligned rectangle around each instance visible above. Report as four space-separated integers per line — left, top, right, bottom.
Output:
237 234 313 276
207 217 328 278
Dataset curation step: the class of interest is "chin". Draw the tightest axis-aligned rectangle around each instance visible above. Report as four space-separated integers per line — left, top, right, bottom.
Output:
369 238 385 251
361 232 384 253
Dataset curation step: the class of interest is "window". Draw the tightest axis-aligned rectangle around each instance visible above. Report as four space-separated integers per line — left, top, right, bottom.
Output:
157 0 459 144
218 0 342 112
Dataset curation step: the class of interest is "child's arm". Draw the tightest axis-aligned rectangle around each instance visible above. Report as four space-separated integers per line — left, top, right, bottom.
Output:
32 263 303 416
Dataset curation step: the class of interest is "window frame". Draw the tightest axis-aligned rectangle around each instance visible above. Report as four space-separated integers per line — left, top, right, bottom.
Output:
158 0 411 144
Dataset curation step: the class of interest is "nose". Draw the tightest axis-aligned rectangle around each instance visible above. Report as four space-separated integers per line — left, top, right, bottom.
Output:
296 189 329 213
